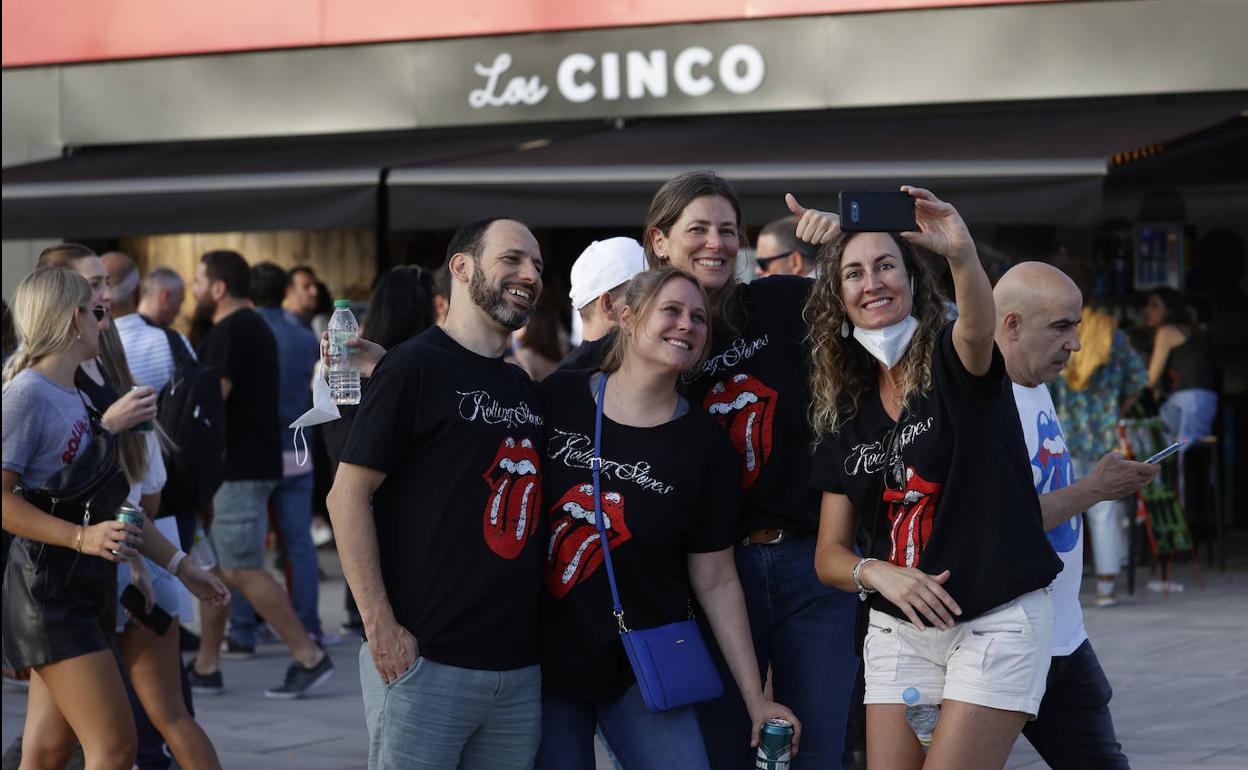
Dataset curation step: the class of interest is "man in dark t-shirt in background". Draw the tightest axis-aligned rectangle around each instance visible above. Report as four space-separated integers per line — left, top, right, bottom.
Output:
187 250 334 700
329 217 546 769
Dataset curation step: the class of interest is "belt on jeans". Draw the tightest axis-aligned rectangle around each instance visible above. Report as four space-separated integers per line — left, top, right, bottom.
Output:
741 528 804 546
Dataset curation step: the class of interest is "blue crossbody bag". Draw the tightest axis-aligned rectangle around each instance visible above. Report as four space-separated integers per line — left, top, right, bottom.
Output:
590 373 724 713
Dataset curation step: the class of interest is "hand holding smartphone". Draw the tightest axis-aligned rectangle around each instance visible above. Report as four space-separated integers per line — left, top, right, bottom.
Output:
838 191 918 233
120 584 173 635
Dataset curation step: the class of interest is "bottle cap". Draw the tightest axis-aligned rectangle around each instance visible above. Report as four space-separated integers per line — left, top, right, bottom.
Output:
334 299 351 308
902 687 920 705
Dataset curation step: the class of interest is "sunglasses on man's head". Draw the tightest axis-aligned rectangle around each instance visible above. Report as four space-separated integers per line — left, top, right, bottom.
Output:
755 252 790 271
81 306 106 321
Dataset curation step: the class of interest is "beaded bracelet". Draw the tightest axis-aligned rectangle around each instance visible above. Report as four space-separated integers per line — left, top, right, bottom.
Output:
852 557 879 601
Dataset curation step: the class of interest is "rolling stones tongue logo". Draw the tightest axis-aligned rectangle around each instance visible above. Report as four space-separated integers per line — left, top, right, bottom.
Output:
482 437 541 560
882 467 941 568
704 373 778 489
544 484 631 599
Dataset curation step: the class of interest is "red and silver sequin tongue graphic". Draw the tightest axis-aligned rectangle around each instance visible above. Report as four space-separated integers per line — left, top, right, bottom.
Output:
704 373 778 489
882 467 941 569
544 483 631 599
482 437 541 560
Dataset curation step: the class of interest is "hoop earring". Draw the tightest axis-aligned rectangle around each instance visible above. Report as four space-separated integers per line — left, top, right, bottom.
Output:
840 318 851 338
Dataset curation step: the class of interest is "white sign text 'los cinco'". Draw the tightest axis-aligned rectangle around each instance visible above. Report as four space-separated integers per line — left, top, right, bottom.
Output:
469 45 767 108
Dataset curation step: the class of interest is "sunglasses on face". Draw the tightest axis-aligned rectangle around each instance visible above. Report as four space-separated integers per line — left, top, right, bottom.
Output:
80 306 106 321
755 253 790 272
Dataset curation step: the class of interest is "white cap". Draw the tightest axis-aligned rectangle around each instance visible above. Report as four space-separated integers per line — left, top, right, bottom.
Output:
568 237 647 311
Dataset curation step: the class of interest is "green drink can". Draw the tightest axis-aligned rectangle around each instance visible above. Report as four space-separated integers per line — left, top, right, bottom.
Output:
755 718 793 770
113 502 144 558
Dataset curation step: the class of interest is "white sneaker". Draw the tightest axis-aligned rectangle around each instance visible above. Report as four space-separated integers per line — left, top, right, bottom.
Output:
1146 579 1185 593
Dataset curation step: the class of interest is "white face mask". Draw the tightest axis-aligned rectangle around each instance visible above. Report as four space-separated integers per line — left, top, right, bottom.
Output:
853 315 919 369
289 361 341 467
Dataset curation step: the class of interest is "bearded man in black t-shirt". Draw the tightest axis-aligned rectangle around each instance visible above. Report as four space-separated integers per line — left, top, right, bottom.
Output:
329 217 547 770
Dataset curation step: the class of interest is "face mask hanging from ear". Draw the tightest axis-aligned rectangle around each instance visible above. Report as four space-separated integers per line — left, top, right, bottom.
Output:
289 362 341 467
846 271 919 368
853 316 919 370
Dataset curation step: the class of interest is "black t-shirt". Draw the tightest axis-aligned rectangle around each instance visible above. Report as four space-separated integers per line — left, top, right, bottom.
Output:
75 365 119 413
681 276 819 535
556 335 613 373
340 326 546 671
538 369 740 702
196 308 281 481
809 322 1062 622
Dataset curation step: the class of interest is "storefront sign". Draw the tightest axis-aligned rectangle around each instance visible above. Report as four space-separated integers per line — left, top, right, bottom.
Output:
468 44 766 109
420 21 815 126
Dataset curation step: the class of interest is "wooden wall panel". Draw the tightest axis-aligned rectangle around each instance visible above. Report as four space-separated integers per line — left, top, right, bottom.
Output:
118 228 375 333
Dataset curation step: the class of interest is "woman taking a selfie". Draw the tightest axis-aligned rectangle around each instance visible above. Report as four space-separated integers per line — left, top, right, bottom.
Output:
536 267 797 769
806 187 1061 770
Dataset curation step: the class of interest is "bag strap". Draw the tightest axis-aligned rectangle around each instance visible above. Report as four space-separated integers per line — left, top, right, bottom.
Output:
74 385 106 438
161 326 195 371
590 372 631 633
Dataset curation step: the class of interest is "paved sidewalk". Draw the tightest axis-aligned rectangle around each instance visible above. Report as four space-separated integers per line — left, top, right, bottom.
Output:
5 542 1246 769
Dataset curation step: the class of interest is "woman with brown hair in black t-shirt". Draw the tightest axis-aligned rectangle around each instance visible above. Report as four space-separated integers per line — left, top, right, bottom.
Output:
806 187 1061 769
536 267 798 770
641 172 855 770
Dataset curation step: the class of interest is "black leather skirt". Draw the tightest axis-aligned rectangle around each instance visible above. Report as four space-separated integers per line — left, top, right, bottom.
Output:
2 536 117 670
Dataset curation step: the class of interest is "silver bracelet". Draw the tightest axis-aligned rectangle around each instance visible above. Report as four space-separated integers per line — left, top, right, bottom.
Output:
166 549 188 576
852 557 879 601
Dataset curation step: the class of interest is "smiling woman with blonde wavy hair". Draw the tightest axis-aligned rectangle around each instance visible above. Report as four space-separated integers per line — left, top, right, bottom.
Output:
804 231 946 439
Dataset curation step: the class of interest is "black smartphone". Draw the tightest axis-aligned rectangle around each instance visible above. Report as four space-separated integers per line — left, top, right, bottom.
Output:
839 191 918 233
120 583 173 635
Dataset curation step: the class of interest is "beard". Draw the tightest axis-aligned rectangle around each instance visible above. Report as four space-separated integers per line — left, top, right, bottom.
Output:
189 294 217 347
469 264 532 331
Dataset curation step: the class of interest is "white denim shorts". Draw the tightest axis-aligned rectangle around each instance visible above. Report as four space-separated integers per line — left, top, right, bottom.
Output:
862 587 1054 717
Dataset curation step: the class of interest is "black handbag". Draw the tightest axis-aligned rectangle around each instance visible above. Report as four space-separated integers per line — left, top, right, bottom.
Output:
590 373 724 712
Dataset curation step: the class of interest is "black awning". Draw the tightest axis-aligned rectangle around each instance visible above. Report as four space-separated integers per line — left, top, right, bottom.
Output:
1 123 598 238
3 93 1243 238
387 94 1247 228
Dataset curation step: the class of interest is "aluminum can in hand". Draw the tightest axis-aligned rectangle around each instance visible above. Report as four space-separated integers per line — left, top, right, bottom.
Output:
113 502 144 559
755 718 793 770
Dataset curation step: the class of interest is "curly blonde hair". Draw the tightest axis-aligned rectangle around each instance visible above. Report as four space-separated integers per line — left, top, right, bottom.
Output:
804 232 948 442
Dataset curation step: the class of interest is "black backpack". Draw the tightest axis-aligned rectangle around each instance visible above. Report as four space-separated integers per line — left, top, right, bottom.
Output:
157 327 226 510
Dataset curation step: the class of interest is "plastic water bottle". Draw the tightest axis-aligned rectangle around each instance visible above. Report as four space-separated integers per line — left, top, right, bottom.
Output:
327 299 361 405
903 686 939 752
189 526 217 570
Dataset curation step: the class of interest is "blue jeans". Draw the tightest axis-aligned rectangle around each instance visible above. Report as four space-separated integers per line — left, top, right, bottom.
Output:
359 643 541 770
229 472 321 643
697 535 859 769
1022 639 1129 769
536 685 709 770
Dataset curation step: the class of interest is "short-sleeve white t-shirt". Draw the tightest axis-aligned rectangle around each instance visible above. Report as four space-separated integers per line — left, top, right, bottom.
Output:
1012 381 1086 656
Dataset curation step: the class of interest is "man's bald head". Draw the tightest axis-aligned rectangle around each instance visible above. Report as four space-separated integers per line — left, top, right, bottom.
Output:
101 251 140 315
995 261 1081 321
995 261 1083 387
